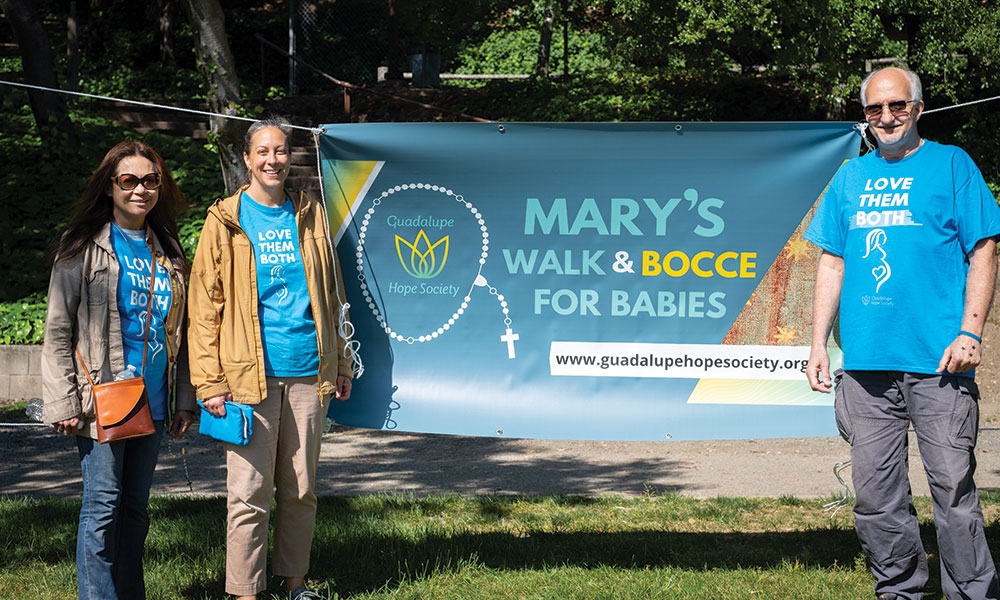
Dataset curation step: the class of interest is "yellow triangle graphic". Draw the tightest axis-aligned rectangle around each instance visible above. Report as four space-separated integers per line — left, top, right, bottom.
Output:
321 160 382 243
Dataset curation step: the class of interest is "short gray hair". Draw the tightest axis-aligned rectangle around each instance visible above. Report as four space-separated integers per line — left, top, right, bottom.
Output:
860 67 923 105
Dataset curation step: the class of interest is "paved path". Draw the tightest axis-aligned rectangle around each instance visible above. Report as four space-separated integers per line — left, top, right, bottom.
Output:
5 423 1000 500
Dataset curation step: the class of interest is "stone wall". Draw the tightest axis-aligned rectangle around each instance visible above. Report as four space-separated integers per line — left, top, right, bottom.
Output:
0 345 43 400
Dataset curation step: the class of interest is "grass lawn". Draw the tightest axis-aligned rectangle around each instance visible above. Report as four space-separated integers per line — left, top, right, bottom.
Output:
4 492 999 599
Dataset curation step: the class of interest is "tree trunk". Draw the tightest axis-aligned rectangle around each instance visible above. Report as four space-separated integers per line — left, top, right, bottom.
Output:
182 0 244 195
0 0 79 150
66 2 79 91
158 0 176 64
536 2 555 78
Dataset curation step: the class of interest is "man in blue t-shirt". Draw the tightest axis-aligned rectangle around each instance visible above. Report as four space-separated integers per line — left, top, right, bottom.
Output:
806 67 1000 600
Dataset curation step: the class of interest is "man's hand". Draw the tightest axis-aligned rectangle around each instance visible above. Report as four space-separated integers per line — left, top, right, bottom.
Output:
937 333 982 374
806 347 833 393
169 409 195 438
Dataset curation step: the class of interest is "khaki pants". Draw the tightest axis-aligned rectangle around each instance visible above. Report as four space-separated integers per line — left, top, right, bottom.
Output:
224 376 330 597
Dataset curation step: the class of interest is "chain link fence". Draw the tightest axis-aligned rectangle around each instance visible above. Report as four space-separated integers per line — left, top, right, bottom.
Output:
288 0 390 94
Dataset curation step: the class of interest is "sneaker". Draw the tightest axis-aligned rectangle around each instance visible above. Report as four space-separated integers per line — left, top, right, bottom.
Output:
290 586 323 600
876 594 898 600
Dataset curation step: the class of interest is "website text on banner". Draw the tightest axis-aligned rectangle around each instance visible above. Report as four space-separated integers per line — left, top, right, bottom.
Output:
319 122 860 441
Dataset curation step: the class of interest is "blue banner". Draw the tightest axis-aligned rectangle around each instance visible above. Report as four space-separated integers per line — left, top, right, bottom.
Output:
320 122 859 441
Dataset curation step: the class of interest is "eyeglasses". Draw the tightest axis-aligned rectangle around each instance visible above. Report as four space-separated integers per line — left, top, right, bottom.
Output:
111 172 161 191
863 99 916 119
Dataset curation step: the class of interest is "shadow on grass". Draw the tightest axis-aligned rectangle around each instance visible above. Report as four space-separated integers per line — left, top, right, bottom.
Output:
4 494 993 600
162 496 989 600
176 527 870 599
305 528 864 597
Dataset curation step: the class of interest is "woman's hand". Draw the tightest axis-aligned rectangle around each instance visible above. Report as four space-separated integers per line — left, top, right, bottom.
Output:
53 414 85 435
169 409 195 439
202 393 232 417
334 376 352 401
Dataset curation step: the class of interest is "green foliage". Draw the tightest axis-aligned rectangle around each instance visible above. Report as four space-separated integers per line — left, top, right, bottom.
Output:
78 61 202 101
454 29 540 76
5 0 1000 342
452 25 612 78
0 400 28 422
0 293 47 345
28 0 201 100
0 90 106 302
587 0 1000 121
0 493 875 599
454 71 824 123
0 85 223 305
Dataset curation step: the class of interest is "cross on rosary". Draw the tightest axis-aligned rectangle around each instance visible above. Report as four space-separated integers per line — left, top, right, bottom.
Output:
500 327 520 359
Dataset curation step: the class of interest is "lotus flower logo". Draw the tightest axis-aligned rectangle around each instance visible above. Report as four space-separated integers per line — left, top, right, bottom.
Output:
395 229 449 279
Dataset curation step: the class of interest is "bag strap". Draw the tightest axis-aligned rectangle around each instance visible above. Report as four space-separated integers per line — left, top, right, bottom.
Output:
75 347 97 388
75 240 158 381
137 256 156 375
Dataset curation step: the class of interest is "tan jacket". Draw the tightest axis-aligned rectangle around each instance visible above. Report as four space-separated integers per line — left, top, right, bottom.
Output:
41 223 195 438
187 187 353 404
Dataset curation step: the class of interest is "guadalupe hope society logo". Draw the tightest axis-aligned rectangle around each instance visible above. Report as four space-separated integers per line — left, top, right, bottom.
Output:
395 226 449 279
356 183 519 358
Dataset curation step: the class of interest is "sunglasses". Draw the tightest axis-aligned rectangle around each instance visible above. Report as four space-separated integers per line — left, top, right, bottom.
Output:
111 172 161 191
863 99 916 119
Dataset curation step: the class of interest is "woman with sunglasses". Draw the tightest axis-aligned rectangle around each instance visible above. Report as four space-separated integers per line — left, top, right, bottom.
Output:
41 139 196 600
188 116 354 600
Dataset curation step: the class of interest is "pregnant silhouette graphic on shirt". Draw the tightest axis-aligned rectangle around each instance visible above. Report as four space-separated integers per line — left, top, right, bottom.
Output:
864 228 891 293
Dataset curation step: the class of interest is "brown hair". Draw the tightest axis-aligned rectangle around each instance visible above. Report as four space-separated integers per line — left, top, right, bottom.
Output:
53 139 187 266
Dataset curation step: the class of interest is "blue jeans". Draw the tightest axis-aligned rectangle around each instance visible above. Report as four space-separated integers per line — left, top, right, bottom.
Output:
75 422 164 600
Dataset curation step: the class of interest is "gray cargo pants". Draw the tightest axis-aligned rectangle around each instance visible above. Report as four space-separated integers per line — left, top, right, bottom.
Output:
835 370 998 600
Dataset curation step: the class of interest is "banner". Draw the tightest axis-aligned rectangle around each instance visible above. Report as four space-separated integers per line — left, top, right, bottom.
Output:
319 122 859 441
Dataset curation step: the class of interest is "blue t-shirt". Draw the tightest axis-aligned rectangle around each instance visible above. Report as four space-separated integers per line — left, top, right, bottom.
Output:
805 140 1000 376
239 193 319 377
112 225 172 420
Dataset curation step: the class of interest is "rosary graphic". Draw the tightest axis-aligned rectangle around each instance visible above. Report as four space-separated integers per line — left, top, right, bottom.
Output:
355 183 519 358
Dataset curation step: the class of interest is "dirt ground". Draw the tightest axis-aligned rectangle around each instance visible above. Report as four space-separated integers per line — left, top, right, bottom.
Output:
4 319 1000 501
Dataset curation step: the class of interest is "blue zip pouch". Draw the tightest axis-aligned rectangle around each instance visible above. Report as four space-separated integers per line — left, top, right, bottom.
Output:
197 400 253 446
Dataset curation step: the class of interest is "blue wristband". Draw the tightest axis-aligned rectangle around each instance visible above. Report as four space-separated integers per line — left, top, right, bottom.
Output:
959 330 982 343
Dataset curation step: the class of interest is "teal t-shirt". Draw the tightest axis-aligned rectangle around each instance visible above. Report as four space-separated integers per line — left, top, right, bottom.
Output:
239 193 319 377
111 224 172 419
805 141 1000 376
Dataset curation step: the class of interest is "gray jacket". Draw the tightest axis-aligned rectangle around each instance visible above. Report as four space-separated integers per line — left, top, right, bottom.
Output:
41 222 196 438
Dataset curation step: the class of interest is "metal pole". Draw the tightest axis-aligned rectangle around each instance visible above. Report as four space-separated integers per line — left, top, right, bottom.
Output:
288 0 297 96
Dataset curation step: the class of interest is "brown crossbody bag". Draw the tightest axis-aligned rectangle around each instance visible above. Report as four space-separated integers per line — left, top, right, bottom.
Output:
75 256 157 443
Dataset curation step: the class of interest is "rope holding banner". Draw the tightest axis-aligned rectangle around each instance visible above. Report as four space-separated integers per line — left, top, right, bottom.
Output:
314 128 364 380
854 122 876 153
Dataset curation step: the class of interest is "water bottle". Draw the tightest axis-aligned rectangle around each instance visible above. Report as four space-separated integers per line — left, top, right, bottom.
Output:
24 398 43 422
113 366 140 381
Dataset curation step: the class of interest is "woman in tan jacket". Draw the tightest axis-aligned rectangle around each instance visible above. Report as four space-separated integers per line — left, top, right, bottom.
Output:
187 116 353 600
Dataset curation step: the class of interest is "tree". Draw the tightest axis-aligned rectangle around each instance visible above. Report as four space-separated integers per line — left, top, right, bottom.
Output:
0 0 78 150
182 0 244 195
